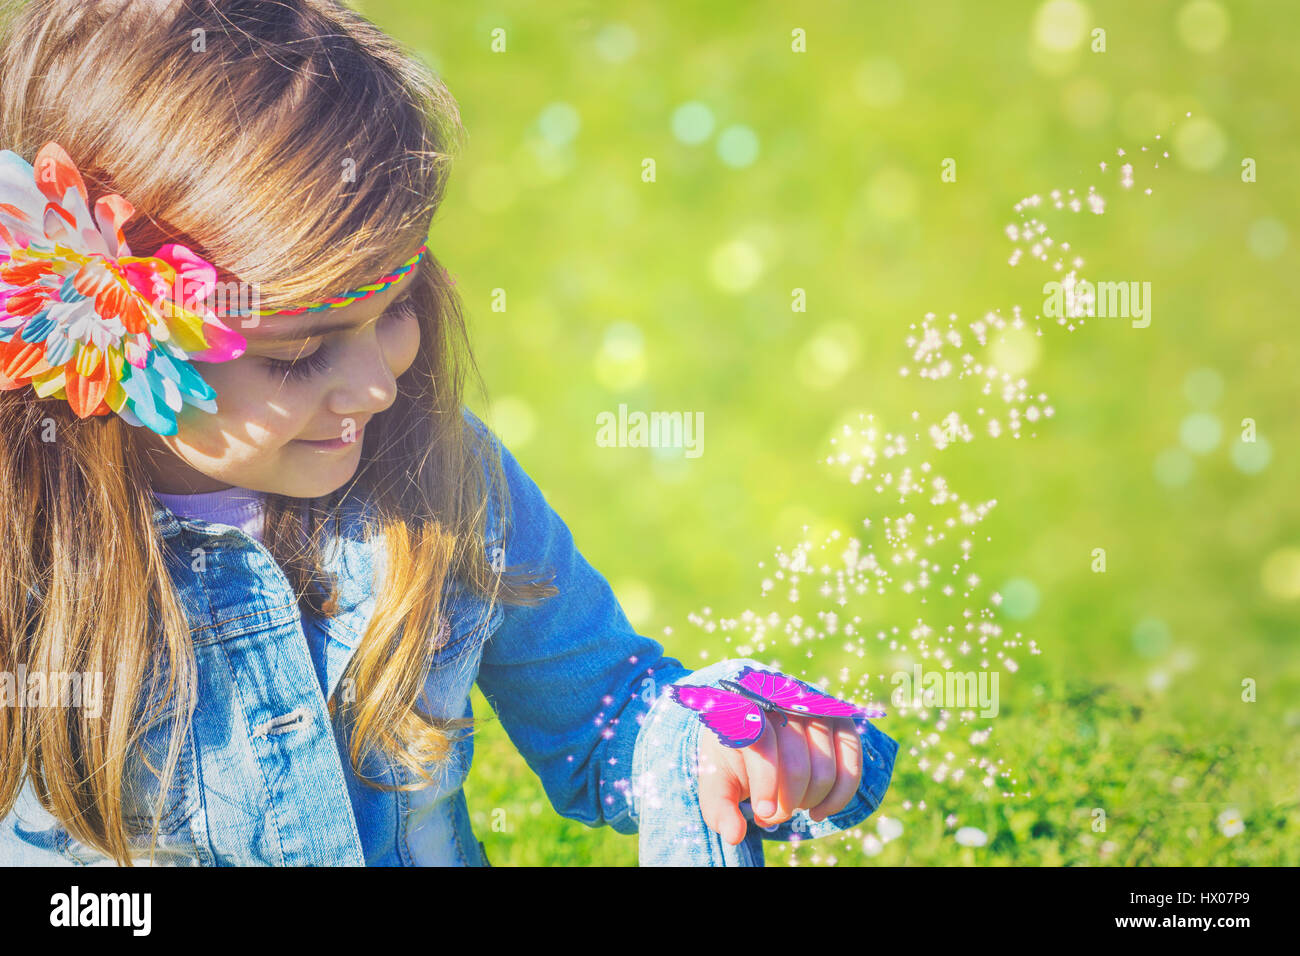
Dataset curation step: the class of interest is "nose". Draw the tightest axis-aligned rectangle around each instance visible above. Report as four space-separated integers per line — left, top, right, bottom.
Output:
325 328 399 419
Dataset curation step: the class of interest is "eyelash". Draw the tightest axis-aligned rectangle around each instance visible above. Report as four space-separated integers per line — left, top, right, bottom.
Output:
265 348 331 382
263 302 415 381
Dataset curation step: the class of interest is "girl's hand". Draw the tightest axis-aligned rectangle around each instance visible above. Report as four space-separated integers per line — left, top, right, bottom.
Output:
696 713 865 846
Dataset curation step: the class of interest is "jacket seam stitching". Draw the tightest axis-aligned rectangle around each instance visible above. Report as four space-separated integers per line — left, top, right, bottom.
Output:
188 601 302 639
450 791 469 865
396 777 414 867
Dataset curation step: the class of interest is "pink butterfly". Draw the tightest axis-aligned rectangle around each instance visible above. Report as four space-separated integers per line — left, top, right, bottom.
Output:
670 666 887 749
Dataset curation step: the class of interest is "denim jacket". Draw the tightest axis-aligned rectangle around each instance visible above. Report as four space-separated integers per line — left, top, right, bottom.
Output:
1 407 897 866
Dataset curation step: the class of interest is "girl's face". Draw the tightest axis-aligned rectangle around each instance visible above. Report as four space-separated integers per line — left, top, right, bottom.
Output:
137 250 423 499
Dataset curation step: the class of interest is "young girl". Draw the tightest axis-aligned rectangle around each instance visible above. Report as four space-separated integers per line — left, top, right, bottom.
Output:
0 0 897 867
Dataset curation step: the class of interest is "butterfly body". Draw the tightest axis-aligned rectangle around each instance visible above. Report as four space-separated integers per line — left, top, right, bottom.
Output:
670 666 886 749
716 677 808 730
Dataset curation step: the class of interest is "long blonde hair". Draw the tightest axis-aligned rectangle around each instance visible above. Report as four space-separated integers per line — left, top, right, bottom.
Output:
0 0 556 864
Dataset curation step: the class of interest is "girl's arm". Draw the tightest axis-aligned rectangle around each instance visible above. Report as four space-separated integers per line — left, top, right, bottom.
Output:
470 408 686 835
469 409 898 853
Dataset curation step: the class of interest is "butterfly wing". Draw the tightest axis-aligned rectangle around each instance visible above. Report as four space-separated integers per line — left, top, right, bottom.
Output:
734 666 887 720
669 684 767 748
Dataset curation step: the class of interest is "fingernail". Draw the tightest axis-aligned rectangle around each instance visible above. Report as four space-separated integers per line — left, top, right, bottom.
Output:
755 801 775 817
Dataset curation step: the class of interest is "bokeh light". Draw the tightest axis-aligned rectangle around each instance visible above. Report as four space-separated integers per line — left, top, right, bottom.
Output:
716 124 760 168
1230 436 1272 474
1182 367 1223 408
672 101 715 145
1154 448 1195 488
593 322 647 390
1178 412 1222 455
1177 0 1230 53
1247 218 1288 260
1174 116 1227 171
1261 549 1300 601
999 578 1041 619
1033 0 1090 52
708 238 764 293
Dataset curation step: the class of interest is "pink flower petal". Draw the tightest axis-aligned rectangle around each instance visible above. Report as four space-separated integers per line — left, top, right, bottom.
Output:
154 243 217 308
188 314 247 362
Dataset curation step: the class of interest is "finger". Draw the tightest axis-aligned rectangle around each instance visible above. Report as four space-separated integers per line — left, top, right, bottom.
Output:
807 718 865 822
741 716 781 826
696 736 750 846
775 717 810 823
800 717 839 818
754 715 808 826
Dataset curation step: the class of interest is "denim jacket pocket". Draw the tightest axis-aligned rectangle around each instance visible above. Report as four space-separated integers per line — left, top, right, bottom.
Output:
121 699 201 839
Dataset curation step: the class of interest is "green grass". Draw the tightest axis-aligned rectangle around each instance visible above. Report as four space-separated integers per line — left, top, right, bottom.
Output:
465 659 1300 866
352 0 1300 864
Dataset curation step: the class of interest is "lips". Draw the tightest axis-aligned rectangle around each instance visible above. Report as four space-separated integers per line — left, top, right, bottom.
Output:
299 420 369 443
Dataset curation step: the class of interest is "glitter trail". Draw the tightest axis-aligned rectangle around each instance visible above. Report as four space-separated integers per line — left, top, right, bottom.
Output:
588 124 1176 864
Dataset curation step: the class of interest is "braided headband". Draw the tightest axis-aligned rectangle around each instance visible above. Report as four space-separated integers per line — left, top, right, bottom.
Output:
0 141 425 436
216 244 427 318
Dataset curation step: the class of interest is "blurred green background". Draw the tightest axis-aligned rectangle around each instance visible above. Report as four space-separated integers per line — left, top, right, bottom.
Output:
354 0 1298 865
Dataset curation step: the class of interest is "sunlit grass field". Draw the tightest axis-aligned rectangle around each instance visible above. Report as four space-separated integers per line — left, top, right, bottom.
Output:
355 0 1300 865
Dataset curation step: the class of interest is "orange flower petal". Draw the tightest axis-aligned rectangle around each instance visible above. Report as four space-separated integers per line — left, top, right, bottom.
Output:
119 290 151 334
1 338 51 380
33 142 89 205
93 194 135 256
0 368 30 390
43 202 76 230
65 359 109 418
4 286 50 317
1 258 54 285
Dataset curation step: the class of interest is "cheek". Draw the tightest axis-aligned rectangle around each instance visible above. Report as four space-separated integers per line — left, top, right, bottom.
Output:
384 314 421 376
174 359 316 458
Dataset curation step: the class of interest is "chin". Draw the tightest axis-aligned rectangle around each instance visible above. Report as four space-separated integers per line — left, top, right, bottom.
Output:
270 444 365 499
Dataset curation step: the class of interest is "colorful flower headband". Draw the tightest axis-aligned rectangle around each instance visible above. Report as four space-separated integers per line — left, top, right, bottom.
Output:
0 141 246 435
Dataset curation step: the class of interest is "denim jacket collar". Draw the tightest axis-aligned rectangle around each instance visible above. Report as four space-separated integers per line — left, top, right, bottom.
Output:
142 494 378 864
146 491 388 698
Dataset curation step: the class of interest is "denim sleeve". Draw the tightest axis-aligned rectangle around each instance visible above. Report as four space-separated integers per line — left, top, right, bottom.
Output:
469 412 899 855
472 422 692 836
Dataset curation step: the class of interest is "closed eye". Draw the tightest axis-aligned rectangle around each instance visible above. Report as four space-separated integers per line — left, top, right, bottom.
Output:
262 300 416 381
264 347 330 381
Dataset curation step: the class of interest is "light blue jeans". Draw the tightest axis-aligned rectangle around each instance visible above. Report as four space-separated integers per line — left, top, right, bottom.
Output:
631 659 899 866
